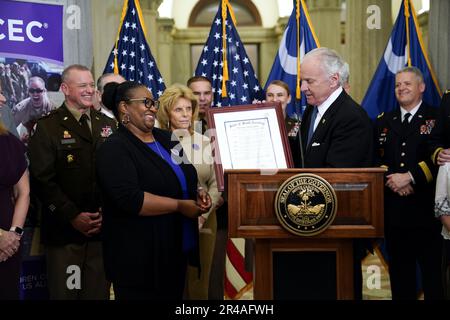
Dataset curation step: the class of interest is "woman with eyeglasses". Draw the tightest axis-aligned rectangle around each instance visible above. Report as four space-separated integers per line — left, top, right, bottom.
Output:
96 81 211 300
157 84 222 300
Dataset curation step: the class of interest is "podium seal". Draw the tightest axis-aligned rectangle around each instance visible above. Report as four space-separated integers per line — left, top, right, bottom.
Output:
275 173 337 236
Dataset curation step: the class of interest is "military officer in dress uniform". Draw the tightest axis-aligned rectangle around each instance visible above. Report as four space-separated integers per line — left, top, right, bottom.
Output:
374 66 444 300
28 65 116 300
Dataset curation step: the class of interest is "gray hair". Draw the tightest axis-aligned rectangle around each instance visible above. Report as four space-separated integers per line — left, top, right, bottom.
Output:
303 47 346 81
396 66 424 84
339 62 350 87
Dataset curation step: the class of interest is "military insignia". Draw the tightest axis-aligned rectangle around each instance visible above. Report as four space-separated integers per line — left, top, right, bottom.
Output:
61 138 76 144
63 130 71 139
420 119 435 135
101 126 113 138
288 122 300 137
274 173 337 236
377 112 384 119
67 154 74 163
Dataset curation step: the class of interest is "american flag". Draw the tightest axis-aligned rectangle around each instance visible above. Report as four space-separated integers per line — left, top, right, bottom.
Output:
194 0 264 107
194 0 259 300
103 0 166 98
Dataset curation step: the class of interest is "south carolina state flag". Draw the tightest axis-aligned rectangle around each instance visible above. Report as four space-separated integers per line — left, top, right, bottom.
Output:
265 0 319 118
362 0 441 120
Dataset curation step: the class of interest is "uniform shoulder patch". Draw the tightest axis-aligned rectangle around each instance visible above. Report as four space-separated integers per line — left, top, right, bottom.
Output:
377 112 384 119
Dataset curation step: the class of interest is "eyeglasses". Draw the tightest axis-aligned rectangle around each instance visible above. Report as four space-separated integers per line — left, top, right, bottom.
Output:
29 88 44 94
126 98 159 110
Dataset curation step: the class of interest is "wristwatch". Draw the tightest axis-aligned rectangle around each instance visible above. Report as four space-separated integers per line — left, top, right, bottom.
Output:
10 226 24 237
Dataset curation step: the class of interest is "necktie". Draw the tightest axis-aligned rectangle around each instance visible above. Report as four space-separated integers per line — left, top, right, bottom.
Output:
307 107 318 145
401 112 411 134
79 113 91 137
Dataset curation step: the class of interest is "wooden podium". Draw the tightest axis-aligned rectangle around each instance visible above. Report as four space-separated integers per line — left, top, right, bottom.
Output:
225 168 385 299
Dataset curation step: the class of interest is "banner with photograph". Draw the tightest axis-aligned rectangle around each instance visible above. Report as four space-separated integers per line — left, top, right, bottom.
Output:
0 0 64 300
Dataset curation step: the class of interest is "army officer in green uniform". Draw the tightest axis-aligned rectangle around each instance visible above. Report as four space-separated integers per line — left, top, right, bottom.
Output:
28 65 116 300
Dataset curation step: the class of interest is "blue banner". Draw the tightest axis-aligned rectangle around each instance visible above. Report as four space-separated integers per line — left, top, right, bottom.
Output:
0 0 63 64
265 0 319 118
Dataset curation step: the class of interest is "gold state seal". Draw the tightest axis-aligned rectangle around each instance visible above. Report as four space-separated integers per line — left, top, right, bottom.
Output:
275 173 337 236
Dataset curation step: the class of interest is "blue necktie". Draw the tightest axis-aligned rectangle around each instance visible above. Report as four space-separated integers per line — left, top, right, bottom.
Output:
307 107 318 145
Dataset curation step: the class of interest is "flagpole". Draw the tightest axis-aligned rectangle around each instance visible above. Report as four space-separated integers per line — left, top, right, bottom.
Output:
296 0 301 101
404 0 412 67
221 0 229 97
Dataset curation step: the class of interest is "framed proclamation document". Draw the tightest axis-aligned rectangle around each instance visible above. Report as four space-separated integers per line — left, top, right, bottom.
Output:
207 102 294 191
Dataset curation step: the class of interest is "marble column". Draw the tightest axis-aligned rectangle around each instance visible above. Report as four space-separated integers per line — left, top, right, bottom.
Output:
344 0 391 103
307 0 342 52
139 0 163 61
156 18 175 86
429 0 450 90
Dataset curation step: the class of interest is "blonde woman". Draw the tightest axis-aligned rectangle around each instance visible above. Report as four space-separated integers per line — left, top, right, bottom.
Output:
158 83 222 299
0 84 30 299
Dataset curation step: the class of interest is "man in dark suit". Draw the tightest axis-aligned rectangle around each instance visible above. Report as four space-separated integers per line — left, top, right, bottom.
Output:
374 66 444 300
429 89 450 298
430 90 450 165
28 65 116 299
296 48 373 300
299 48 373 168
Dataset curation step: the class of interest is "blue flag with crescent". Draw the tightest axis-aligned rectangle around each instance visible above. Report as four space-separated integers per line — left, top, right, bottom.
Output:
265 0 319 118
362 0 441 120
